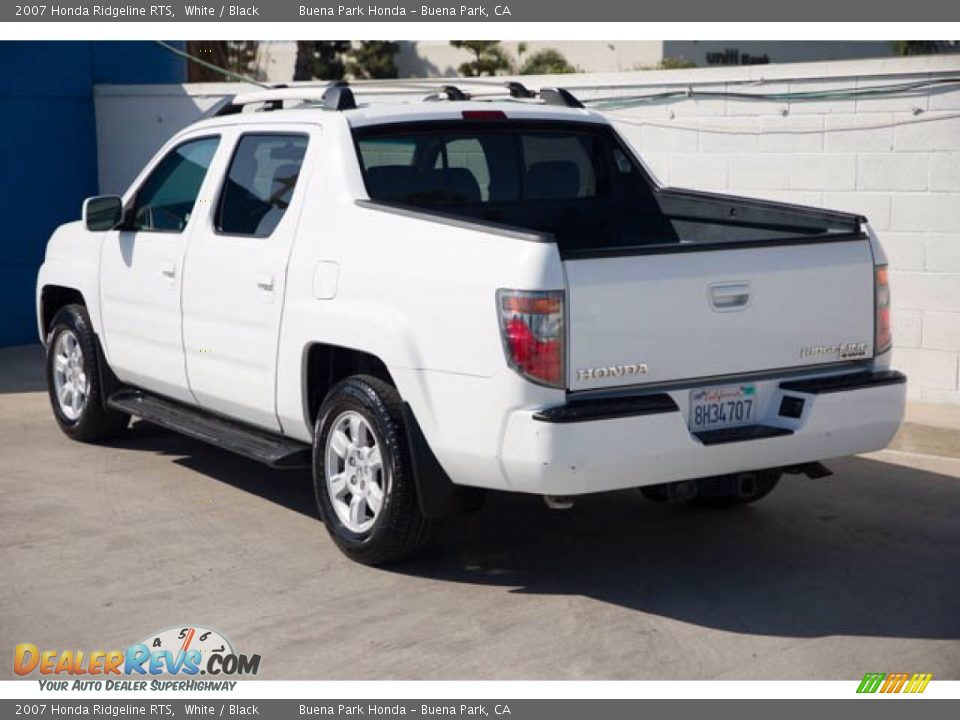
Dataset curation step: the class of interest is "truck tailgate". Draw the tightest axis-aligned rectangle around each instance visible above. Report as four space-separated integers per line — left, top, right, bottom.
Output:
565 237 875 391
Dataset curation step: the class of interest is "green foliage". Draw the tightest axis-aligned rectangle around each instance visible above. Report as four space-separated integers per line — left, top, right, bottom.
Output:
294 41 401 81
657 56 697 70
450 41 514 76
519 49 578 75
347 41 400 80
294 41 351 81
893 41 948 56
632 56 698 71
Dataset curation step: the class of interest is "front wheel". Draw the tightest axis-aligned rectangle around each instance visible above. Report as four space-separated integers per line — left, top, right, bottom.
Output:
312 375 433 565
45 304 128 442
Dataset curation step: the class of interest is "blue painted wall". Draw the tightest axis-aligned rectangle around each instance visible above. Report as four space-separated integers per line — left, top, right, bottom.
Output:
0 41 185 347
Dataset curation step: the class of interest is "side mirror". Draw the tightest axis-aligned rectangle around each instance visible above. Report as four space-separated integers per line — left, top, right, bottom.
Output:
83 195 123 231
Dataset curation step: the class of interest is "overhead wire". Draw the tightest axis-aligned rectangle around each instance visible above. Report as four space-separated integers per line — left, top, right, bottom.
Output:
153 40 960 134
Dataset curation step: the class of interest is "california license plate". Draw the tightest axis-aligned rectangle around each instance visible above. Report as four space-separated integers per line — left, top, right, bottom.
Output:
689 384 757 431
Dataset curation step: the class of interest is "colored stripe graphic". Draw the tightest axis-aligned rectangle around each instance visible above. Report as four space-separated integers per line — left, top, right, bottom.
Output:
857 672 932 694
881 672 910 693
904 673 934 694
857 673 886 693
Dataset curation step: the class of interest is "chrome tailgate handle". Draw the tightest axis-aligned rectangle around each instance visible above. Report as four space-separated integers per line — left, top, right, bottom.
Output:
709 282 751 311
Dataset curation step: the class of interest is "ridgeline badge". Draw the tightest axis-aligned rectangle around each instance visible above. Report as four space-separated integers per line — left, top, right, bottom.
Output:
800 341 869 360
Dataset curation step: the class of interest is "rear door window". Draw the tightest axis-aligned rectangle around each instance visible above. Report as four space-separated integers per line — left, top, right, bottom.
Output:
216 134 308 238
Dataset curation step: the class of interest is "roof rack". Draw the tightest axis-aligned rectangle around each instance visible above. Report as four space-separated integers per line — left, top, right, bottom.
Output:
208 82 357 116
205 80 585 117
422 81 584 108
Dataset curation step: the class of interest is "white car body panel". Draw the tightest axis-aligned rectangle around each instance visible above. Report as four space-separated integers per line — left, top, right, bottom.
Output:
565 239 876 391
36 221 104 340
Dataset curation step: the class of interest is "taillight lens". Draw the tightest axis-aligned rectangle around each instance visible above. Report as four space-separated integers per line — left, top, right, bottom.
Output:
497 289 565 388
875 264 892 355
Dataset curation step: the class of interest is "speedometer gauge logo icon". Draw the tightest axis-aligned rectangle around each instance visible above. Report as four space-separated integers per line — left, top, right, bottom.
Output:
141 626 234 673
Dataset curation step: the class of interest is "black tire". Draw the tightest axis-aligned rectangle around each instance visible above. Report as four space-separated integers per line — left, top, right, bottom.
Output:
312 375 433 566
45 304 128 442
686 470 782 508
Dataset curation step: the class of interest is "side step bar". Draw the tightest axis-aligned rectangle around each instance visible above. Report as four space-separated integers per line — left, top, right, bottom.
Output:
107 389 311 469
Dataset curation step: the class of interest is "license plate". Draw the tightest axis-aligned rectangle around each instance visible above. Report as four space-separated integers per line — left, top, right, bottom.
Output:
689 384 757 431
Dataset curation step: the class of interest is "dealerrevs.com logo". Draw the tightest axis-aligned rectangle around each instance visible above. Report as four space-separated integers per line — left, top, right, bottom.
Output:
14 626 260 690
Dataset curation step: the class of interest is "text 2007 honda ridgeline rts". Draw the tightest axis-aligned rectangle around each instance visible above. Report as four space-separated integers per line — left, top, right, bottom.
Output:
36 85 906 564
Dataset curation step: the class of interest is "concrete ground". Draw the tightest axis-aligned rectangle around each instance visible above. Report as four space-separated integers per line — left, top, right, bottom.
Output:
1 344 958 680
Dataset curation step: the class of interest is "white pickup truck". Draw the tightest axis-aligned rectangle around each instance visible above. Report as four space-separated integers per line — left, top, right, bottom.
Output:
36 84 906 564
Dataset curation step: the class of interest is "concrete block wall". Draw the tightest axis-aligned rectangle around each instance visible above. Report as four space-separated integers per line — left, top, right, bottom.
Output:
95 55 960 403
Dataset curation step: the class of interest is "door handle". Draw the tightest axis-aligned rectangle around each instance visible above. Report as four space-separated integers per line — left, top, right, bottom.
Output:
255 273 275 291
160 261 177 278
709 283 751 311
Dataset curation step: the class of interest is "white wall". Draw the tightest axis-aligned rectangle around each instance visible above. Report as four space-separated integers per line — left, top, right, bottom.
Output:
244 41 901 83
393 40 665 76
94 54 960 404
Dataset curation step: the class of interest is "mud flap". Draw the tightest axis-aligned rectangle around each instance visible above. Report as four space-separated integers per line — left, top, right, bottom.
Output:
401 403 485 519
93 333 121 413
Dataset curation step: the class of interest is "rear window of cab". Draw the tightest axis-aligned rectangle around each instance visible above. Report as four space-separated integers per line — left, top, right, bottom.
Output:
353 122 641 207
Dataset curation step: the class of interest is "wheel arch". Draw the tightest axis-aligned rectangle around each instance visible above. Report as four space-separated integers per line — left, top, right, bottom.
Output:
302 342 396 429
302 342 483 519
39 285 87 342
35 221 104 345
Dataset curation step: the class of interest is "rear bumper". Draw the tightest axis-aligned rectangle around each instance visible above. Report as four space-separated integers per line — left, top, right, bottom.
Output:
498 370 906 495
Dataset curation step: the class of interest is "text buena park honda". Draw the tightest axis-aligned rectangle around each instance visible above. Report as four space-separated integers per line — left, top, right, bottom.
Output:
302 705 513 716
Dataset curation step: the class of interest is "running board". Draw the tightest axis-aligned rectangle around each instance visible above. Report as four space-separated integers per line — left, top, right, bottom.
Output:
107 390 311 469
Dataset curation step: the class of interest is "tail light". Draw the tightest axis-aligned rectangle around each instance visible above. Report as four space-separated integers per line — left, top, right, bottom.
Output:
496 289 565 388
875 264 892 355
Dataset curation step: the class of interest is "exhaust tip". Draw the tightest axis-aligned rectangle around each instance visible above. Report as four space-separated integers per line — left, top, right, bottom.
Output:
543 495 575 510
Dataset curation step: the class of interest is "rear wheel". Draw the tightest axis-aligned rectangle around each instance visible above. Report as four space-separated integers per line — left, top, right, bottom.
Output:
312 375 432 565
45 304 128 442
